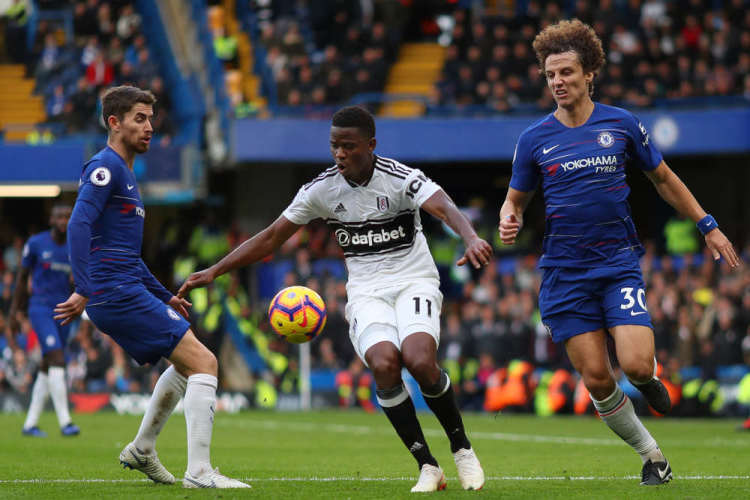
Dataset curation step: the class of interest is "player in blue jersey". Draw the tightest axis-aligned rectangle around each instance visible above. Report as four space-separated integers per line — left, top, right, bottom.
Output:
53 85 249 489
7 204 80 437
499 20 740 486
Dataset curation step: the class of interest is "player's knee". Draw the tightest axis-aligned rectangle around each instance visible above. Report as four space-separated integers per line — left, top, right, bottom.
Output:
623 359 654 384
368 352 400 382
201 350 218 376
402 351 438 384
582 369 614 395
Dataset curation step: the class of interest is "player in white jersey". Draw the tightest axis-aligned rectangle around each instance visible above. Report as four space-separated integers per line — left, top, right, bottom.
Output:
179 106 492 492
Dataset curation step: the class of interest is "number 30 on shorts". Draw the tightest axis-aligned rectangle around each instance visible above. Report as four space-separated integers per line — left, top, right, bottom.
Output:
620 287 647 313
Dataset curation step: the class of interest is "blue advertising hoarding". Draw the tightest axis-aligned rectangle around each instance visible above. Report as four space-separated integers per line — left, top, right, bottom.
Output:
231 107 750 163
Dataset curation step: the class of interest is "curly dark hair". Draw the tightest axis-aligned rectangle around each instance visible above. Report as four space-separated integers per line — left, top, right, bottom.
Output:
532 19 605 96
332 106 375 139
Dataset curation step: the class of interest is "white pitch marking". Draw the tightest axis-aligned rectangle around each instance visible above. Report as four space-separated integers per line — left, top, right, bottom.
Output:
217 419 750 448
2 475 750 484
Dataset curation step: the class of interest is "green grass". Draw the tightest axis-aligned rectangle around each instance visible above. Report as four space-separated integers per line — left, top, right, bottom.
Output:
1 410 749 498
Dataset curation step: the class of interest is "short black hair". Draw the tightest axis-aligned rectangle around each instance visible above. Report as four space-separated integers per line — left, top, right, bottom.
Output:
332 106 375 139
101 85 156 130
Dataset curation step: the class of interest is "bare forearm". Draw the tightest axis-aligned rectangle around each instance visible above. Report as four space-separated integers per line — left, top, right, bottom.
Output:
211 228 277 277
439 200 478 243
652 169 706 222
422 190 478 244
499 199 525 226
8 269 29 319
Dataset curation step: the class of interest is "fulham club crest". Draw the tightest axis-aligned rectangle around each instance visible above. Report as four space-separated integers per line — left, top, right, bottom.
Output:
376 196 389 212
597 131 614 148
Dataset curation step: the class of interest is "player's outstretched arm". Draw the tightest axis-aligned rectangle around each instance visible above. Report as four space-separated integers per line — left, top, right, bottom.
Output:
178 215 301 297
498 187 534 246
7 266 30 335
645 161 740 268
421 189 493 269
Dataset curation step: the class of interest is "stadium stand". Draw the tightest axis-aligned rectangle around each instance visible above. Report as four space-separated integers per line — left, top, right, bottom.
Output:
1 0 749 421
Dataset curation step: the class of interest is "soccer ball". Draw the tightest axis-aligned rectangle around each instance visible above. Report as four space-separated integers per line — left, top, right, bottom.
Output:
268 286 327 343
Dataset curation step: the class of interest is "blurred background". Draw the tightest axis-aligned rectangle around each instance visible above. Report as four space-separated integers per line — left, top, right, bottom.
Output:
0 0 749 420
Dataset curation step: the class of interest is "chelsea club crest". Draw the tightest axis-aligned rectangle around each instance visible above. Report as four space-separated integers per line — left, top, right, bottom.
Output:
597 131 614 148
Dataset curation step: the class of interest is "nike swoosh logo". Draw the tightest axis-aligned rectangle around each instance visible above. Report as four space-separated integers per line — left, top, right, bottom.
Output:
630 311 647 316
542 145 560 154
127 184 135 190
657 465 670 480
299 309 308 327
704 221 712 226
185 476 216 488
129 449 146 466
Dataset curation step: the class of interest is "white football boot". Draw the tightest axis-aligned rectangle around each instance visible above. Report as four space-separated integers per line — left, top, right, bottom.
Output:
119 442 175 484
183 468 251 488
410 464 446 492
453 448 485 490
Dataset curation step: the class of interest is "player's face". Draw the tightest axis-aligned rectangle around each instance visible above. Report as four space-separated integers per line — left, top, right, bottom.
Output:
330 126 376 183
50 206 72 235
544 51 593 109
112 103 154 154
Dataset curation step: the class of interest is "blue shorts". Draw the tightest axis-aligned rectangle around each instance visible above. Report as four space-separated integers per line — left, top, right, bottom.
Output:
85 284 190 365
29 304 72 355
539 264 653 343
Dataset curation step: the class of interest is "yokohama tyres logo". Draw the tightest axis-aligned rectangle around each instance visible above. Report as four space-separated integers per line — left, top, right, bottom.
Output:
560 155 617 172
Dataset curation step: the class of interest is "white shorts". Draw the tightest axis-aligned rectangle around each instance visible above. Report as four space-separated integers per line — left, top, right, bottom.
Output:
345 278 443 363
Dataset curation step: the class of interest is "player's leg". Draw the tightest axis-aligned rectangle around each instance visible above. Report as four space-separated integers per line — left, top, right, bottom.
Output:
25 307 76 435
169 329 249 489
348 294 443 492
131 363 186 454
610 325 670 413
22 365 49 436
603 269 671 414
44 348 78 435
396 282 483 490
565 331 671 485
363 336 445 493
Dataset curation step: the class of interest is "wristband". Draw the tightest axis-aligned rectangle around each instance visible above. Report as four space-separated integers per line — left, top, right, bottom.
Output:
697 214 718 235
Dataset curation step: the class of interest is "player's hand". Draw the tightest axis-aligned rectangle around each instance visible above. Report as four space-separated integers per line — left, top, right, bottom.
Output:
54 292 89 326
705 229 741 268
168 295 192 319
457 236 493 269
178 268 215 298
498 214 521 245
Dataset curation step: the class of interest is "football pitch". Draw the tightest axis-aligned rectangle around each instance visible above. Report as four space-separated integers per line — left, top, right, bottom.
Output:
1 410 749 499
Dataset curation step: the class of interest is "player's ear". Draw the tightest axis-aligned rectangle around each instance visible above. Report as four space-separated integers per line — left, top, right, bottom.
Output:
107 114 120 132
368 137 376 152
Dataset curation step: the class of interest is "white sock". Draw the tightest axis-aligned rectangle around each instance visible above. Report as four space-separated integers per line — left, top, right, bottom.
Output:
591 385 662 463
24 372 49 429
133 365 187 454
48 366 72 428
184 373 217 477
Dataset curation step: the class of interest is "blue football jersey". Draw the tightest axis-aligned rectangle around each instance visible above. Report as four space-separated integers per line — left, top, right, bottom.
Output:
21 230 71 307
510 103 663 268
68 146 172 302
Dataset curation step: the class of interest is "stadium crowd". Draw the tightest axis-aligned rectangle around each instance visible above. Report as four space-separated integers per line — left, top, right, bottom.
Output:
2 210 749 416
241 0 404 111
1 0 174 141
223 0 750 115
434 0 750 113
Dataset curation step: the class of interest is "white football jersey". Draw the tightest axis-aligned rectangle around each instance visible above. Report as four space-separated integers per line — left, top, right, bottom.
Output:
283 155 441 295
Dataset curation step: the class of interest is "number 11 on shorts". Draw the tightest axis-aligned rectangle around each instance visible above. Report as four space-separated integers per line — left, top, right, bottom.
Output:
413 297 432 317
